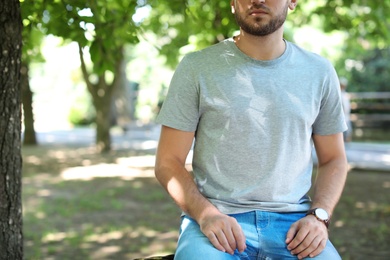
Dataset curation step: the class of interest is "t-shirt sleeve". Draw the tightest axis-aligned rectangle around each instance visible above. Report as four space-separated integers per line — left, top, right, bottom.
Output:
312 62 348 135
155 55 200 132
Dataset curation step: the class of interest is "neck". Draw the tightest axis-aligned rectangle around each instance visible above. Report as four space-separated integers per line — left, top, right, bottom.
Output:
234 29 286 60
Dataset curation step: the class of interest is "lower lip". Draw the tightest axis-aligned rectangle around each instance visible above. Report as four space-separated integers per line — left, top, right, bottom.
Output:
250 12 267 16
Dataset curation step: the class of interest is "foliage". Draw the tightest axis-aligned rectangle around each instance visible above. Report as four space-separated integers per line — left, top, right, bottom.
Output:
68 91 96 126
20 0 154 152
21 0 138 73
20 0 45 63
143 1 388 62
20 0 390 113
307 0 390 92
143 0 302 67
134 1 390 94
348 48 390 92
310 0 390 50
142 0 234 67
333 42 390 93
30 0 141 74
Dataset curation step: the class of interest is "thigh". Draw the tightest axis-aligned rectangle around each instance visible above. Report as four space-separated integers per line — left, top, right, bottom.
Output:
259 212 341 259
174 216 240 260
308 240 341 260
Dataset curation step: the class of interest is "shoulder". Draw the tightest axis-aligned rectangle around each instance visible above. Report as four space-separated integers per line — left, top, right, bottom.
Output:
286 41 334 69
184 39 234 63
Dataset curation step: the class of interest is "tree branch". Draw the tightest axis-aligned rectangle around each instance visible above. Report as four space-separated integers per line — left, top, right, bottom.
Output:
78 43 94 95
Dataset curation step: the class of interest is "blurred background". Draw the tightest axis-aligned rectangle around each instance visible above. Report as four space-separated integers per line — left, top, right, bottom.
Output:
19 0 389 259
21 0 390 147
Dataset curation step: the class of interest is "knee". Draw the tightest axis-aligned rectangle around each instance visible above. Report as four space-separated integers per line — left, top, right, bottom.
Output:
175 239 235 260
309 240 341 260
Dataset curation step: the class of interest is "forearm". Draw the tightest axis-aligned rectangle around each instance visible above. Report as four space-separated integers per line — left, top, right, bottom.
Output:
155 159 220 222
156 158 246 254
311 157 348 215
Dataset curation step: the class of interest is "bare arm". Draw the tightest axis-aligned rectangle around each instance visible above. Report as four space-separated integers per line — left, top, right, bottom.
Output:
286 133 348 259
155 125 246 254
311 133 348 214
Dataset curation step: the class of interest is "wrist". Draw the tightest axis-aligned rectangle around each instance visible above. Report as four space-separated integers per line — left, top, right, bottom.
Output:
192 203 221 223
306 208 330 228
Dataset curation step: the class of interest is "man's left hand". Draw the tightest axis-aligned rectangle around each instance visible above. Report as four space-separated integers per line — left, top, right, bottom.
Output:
285 215 328 259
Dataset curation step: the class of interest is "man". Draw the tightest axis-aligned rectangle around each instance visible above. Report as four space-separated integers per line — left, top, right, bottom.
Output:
155 0 348 259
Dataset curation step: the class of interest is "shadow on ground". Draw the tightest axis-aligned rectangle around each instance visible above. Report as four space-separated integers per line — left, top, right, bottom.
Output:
22 142 390 259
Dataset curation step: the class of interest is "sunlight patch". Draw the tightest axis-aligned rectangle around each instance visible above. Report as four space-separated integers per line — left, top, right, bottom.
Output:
334 220 344 228
42 232 67 242
24 155 42 165
117 153 193 168
116 155 156 168
130 226 158 239
91 246 121 259
112 140 158 150
61 163 154 180
87 231 123 243
37 189 51 197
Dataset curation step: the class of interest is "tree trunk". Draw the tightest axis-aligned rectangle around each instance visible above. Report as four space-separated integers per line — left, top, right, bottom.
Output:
78 44 124 153
21 62 37 145
0 0 24 259
111 58 133 131
92 82 113 153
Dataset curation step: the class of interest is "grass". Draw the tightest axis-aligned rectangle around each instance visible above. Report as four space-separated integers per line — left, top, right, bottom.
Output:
22 144 180 260
328 169 390 259
22 143 390 259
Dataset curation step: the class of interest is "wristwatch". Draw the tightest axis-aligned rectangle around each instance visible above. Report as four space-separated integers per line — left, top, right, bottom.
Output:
306 208 330 228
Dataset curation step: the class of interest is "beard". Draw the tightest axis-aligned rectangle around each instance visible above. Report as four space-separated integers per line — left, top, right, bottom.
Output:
234 3 289 36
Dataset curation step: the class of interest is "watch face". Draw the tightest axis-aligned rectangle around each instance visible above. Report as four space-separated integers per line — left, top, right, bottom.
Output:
315 208 329 220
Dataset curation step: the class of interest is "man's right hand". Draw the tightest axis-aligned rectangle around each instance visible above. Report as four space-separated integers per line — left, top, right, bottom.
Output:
198 212 247 255
155 126 246 255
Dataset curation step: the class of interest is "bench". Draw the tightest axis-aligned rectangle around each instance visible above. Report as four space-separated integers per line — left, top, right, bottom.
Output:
349 92 390 129
133 254 175 260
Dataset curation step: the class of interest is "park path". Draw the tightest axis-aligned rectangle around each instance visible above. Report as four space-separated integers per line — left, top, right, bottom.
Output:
32 123 390 172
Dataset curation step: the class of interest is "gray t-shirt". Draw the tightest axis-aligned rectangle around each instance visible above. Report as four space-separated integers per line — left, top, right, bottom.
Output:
156 39 347 214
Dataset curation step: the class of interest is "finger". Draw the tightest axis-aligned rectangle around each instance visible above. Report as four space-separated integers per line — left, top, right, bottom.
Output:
287 224 309 249
291 232 317 257
285 222 298 244
207 232 226 253
307 238 327 258
223 227 238 254
296 236 322 259
232 223 246 252
215 229 235 254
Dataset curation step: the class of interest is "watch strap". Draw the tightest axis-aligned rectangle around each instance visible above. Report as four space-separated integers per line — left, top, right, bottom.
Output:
306 208 330 228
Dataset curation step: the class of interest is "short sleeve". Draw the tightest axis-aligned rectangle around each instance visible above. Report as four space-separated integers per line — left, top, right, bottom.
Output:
155 55 200 132
312 63 348 135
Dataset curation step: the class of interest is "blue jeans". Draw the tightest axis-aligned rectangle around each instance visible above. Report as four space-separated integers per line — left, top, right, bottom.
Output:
174 211 341 260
